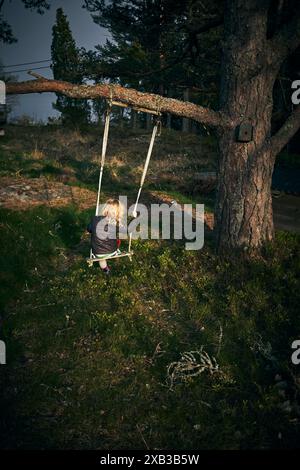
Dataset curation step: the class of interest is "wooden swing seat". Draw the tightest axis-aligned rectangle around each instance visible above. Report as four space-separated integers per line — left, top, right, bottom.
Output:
86 251 133 267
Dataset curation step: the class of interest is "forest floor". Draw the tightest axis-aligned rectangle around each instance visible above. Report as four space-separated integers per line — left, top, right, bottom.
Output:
0 124 300 450
0 175 298 233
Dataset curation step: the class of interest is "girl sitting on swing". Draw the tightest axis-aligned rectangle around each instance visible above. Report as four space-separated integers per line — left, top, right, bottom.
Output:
87 198 125 274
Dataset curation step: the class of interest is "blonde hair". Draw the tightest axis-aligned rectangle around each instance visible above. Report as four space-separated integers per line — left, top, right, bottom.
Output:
101 198 124 224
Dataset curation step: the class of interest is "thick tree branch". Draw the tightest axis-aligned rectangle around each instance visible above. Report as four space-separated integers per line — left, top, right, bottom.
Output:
6 77 232 128
268 12 300 66
270 105 300 156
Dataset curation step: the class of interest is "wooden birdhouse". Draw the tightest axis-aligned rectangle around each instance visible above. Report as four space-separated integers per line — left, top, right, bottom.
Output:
236 121 253 142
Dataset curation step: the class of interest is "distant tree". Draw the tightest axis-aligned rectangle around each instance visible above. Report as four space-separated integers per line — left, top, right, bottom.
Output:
0 0 50 43
51 8 90 126
83 0 183 90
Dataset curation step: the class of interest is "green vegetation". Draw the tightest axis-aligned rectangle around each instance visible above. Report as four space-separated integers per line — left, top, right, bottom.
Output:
0 124 217 200
0 126 300 449
51 8 90 126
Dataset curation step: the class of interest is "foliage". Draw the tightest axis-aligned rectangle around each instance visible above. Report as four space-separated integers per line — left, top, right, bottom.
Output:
0 125 300 449
83 0 223 122
0 204 299 449
51 8 90 127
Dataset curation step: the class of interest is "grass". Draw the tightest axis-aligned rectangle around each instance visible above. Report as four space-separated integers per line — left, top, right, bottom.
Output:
0 124 217 193
0 125 300 449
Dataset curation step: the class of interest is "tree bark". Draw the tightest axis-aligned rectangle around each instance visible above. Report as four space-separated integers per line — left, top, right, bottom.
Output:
6 78 228 128
215 0 279 250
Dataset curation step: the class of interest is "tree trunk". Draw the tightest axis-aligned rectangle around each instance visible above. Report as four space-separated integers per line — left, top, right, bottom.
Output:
182 88 190 132
215 0 278 250
131 109 138 130
166 88 172 129
146 113 152 130
191 120 197 134
166 113 172 129
119 107 124 129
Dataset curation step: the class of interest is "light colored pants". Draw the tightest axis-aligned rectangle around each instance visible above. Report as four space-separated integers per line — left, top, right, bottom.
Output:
95 249 120 269
99 259 108 269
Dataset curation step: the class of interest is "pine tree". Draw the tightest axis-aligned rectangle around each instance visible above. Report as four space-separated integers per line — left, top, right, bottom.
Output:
83 0 222 127
84 0 186 91
51 8 90 126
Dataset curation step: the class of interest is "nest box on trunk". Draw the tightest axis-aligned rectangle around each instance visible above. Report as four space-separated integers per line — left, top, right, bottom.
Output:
236 121 253 143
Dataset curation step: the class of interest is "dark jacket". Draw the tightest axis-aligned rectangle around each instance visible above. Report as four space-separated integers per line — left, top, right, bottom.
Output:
87 215 126 255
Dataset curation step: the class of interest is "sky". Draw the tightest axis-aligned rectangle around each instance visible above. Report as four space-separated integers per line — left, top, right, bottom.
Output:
1 0 109 121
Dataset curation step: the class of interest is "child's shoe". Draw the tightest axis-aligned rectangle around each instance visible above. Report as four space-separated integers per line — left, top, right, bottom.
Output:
101 266 110 275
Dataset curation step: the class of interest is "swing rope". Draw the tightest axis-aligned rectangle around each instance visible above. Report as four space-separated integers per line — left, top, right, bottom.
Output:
91 95 161 261
95 102 112 216
128 114 161 252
